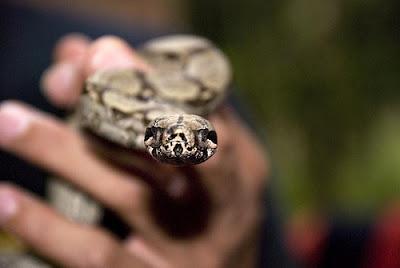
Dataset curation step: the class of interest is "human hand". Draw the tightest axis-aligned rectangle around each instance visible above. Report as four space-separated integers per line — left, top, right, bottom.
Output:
0 34 268 267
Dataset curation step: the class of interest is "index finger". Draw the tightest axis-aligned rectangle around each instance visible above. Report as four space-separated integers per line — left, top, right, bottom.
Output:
0 184 150 268
84 35 151 76
41 34 90 107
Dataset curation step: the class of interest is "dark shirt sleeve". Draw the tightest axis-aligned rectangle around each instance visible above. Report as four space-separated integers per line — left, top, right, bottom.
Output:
361 204 400 268
286 208 400 268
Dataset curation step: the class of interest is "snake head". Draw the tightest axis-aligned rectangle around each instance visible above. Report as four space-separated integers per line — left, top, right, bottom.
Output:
144 114 217 165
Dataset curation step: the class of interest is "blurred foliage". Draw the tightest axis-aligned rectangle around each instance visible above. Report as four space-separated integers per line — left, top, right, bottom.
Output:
188 0 400 216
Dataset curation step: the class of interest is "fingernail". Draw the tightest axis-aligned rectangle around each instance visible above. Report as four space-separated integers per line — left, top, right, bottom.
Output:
0 188 18 224
41 63 80 107
54 33 90 63
0 103 30 145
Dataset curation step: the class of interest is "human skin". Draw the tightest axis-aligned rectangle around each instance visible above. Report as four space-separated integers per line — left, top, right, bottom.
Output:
0 34 268 268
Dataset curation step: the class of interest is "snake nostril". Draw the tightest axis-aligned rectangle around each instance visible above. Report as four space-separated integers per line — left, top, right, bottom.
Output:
169 134 177 140
179 133 187 141
173 144 183 156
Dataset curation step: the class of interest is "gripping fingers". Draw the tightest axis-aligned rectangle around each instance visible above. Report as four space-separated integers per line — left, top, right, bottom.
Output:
0 184 149 268
0 101 175 247
0 101 149 222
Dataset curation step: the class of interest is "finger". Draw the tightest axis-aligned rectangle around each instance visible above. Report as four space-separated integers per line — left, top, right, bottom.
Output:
84 35 151 76
222 106 269 191
198 107 234 172
41 62 84 108
53 33 91 64
0 101 149 224
0 184 149 268
195 106 248 205
0 101 173 246
124 236 170 268
233 114 269 186
41 34 91 108
205 107 269 209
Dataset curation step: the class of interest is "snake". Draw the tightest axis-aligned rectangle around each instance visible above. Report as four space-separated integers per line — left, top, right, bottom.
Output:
79 34 231 165
0 35 232 267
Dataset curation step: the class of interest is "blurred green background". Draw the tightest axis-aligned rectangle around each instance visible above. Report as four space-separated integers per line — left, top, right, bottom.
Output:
188 0 400 218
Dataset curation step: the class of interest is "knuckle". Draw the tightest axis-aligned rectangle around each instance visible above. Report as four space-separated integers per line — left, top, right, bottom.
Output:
83 236 119 268
91 35 129 50
54 33 90 62
0 182 18 193
29 121 77 160
86 35 136 75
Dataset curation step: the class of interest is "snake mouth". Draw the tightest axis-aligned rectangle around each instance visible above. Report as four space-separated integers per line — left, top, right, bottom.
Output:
173 143 184 156
149 145 216 165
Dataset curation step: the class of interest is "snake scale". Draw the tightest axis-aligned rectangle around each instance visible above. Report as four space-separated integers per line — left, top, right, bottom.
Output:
0 35 232 267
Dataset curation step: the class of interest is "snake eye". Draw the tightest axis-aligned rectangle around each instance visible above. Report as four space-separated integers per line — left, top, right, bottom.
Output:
144 128 153 141
145 126 162 142
207 131 217 144
197 129 217 145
